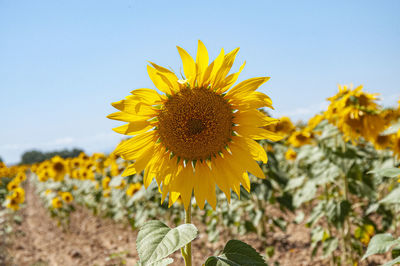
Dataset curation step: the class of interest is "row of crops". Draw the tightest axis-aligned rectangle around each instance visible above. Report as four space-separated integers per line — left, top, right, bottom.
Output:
2 84 400 265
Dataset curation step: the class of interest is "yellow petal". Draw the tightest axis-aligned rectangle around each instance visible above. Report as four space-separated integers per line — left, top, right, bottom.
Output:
149 62 180 92
233 136 268 163
208 48 225 85
122 145 155 176
143 147 166 187
170 163 194 210
230 142 265 179
233 109 278 127
196 40 209 87
168 191 181 207
113 131 156 158
112 122 153 136
214 48 240 89
227 77 270 97
217 61 246 94
193 162 216 209
111 98 157 116
107 111 152 122
240 172 251 192
147 65 173 95
130 88 163 104
237 126 284 141
211 157 232 202
177 46 196 87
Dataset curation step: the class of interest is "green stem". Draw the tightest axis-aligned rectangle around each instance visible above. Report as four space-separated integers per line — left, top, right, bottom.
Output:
181 198 192 266
342 172 351 264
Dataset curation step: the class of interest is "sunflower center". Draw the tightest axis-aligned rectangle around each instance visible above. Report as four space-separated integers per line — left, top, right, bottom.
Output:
157 87 233 160
187 118 205 135
53 162 64 172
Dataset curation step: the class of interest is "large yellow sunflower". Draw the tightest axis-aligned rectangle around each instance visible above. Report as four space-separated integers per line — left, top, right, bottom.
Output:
108 41 282 210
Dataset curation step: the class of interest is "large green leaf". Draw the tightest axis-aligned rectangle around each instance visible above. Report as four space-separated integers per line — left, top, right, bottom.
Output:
205 240 267 266
293 181 317 207
369 168 400 178
362 234 400 260
379 186 400 205
136 220 198 265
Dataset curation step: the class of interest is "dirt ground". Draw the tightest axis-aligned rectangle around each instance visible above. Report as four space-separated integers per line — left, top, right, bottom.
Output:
3 182 388 266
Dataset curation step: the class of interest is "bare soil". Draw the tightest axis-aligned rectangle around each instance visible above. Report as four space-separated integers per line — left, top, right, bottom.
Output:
4 182 388 266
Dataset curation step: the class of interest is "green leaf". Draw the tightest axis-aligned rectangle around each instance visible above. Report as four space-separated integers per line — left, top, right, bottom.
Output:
382 256 400 266
379 186 400 205
293 181 317 207
369 168 400 178
136 220 198 265
205 240 267 266
322 237 338 258
362 234 400 260
137 258 174 266
285 176 305 191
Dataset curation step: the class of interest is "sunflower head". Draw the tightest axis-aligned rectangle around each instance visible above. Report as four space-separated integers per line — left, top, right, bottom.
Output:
52 197 63 209
285 148 297 161
61 192 74 203
288 130 313 148
325 85 386 143
108 41 282 209
126 183 142 197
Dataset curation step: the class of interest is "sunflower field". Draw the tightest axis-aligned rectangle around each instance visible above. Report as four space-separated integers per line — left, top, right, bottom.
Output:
2 42 400 266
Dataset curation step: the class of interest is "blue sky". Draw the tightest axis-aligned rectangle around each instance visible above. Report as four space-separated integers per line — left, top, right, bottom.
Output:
1 0 399 164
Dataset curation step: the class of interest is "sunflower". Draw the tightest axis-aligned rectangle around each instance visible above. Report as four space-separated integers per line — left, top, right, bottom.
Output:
6 198 20 211
325 85 386 142
61 192 74 203
126 183 142 197
50 156 67 181
108 41 281 209
288 130 313 148
8 187 25 204
52 197 63 209
264 116 295 137
7 178 20 191
102 176 111 190
15 171 26 182
305 114 325 132
373 134 393 150
285 148 297 161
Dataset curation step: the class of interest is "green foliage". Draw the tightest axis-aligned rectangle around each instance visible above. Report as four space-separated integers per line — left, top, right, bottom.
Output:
362 234 400 261
136 220 198 265
369 167 400 178
205 240 267 266
20 148 83 164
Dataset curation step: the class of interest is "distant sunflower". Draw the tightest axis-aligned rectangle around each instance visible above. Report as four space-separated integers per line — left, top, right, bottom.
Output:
393 130 400 158
288 130 313 148
108 41 281 209
285 148 297 161
50 156 67 181
264 116 294 137
373 134 393 150
61 192 73 203
325 85 386 142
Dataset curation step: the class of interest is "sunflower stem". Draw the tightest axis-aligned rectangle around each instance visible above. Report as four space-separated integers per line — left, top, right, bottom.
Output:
181 198 192 266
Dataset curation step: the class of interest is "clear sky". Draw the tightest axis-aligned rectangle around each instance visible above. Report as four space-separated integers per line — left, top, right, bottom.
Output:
1 0 399 164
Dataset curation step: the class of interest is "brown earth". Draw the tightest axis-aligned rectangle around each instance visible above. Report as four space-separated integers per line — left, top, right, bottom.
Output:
3 182 388 266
